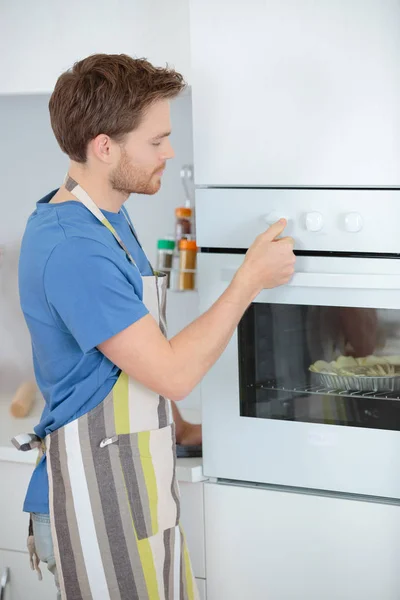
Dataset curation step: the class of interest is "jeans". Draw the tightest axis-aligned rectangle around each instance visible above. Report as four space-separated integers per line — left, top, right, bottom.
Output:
31 513 61 600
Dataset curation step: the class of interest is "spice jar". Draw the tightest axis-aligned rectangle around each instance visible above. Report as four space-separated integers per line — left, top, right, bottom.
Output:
179 239 197 291
175 207 192 246
156 239 175 288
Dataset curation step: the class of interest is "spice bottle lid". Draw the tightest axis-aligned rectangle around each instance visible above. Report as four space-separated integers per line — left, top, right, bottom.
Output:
157 239 175 250
179 239 197 251
175 207 192 218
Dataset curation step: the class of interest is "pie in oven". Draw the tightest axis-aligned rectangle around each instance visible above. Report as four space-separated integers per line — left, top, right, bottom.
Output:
309 355 400 378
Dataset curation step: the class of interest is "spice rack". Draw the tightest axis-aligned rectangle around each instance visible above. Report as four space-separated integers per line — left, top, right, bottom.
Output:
156 165 197 291
156 238 198 292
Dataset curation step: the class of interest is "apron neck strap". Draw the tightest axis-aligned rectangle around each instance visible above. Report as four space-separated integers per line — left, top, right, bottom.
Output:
65 174 139 268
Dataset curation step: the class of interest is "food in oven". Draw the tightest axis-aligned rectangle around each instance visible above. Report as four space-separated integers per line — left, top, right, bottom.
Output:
310 355 400 377
309 355 400 392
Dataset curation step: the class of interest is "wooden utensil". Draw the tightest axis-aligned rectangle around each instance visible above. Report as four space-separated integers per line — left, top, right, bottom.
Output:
10 381 37 418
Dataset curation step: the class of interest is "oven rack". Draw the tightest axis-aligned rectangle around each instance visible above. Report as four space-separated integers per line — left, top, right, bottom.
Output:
255 380 400 402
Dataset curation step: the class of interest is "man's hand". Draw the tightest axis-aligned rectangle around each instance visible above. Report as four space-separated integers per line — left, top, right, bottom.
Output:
172 402 202 445
234 219 296 299
177 423 202 446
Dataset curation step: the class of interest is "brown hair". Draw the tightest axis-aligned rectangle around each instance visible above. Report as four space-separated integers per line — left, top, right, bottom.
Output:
49 53 186 162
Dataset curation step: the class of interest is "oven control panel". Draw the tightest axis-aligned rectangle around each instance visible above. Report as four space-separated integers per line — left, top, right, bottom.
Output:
196 188 400 253
266 210 364 234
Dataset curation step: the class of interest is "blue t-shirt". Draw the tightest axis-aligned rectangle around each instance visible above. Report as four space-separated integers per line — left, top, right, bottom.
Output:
19 190 152 513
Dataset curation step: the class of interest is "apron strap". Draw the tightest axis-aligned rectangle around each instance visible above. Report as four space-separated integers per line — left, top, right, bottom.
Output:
64 175 158 275
65 175 143 268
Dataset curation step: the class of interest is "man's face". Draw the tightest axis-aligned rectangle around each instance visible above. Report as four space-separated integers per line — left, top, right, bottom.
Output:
110 99 174 195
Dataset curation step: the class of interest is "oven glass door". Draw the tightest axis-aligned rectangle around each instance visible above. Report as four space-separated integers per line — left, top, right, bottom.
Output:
239 302 400 431
198 253 400 498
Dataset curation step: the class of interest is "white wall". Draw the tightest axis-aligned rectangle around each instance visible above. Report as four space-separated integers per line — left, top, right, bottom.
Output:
0 93 200 414
0 0 191 94
0 92 193 258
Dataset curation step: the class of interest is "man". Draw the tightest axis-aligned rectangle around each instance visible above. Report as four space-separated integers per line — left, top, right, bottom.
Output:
17 54 295 599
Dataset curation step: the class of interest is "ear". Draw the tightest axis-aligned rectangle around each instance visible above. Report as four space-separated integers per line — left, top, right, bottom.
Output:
89 134 115 164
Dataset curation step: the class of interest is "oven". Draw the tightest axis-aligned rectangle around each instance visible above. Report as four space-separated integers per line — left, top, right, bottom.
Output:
197 188 400 499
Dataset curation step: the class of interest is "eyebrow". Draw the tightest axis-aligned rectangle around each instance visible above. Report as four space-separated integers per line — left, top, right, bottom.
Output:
152 131 171 141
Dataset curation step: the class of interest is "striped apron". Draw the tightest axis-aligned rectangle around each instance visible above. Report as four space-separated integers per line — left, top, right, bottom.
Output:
27 177 198 600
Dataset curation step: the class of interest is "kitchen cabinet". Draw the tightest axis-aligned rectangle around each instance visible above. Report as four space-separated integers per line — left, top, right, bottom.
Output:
190 0 400 187
204 481 400 600
0 446 65 599
0 549 56 600
0 394 44 554
0 460 35 553
196 577 206 599
0 0 191 95
179 481 206 579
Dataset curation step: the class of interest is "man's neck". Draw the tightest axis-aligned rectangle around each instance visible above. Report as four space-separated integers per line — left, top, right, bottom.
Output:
51 164 129 213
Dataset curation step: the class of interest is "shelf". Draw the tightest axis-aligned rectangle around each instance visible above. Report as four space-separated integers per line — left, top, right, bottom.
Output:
254 381 400 402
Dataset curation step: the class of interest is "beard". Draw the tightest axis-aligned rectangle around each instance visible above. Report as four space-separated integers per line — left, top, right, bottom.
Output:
110 148 164 196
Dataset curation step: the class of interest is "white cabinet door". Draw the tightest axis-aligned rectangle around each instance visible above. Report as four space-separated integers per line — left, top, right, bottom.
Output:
0 461 35 552
205 482 400 600
0 0 190 94
0 550 56 600
196 578 206 600
179 482 206 578
190 0 400 187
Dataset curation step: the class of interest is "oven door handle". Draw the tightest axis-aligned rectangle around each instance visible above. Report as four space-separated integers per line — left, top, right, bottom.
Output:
288 273 400 290
220 269 400 290
289 272 400 289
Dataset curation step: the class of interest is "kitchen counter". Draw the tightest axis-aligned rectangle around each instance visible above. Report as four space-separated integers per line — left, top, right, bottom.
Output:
176 457 206 483
0 394 206 481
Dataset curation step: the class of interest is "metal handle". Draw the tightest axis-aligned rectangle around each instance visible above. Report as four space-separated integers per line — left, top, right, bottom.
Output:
0 567 10 600
289 272 400 290
180 164 194 206
220 268 400 290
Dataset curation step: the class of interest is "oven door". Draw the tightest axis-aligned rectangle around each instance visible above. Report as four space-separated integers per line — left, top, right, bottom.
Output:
198 252 400 499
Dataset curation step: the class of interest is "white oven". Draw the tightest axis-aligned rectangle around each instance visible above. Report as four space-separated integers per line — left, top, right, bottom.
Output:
197 188 400 499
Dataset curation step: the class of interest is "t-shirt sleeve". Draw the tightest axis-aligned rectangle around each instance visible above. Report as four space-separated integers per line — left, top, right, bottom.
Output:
44 237 149 353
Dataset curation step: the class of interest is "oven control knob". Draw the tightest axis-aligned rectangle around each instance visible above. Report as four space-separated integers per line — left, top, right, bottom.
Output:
305 212 323 232
344 212 363 233
264 212 289 226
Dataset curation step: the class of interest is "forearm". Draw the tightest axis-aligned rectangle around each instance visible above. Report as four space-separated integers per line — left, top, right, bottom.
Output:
168 274 255 399
98 277 253 403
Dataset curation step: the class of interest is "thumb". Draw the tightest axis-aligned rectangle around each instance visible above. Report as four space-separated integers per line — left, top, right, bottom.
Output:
264 219 287 242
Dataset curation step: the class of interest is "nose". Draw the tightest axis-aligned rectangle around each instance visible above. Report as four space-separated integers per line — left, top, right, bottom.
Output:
161 139 175 161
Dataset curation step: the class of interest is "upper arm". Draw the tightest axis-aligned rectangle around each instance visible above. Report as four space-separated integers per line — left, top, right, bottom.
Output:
98 315 185 401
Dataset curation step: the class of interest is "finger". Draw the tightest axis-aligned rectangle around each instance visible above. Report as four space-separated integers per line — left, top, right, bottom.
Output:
263 219 287 242
275 236 294 247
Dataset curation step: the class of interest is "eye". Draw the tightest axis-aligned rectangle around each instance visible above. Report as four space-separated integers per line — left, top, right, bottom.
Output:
152 141 161 147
